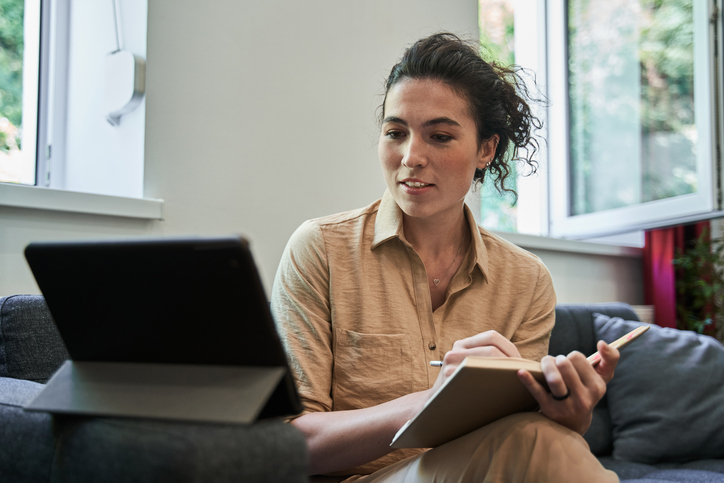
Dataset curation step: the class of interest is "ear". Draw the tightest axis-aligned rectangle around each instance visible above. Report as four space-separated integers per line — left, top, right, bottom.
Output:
477 135 499 170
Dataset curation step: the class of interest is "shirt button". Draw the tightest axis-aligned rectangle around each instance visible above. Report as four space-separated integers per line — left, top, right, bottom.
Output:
428 342 437 350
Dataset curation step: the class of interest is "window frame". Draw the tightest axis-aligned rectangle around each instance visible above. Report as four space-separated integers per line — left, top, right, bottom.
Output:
35 0 67 189
0 0 162 219
18 0 41 185
546 0 723 239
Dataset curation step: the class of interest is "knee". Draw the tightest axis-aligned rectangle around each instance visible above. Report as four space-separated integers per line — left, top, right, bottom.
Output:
494 413 616 482
498 412 588 452
414 413 613 483
503 412 578 441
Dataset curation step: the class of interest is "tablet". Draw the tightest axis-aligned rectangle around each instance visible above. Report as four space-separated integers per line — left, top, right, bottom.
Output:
23 236 302 423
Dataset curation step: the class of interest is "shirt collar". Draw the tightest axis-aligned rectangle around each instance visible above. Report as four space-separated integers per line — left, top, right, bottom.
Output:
371 190 490 282
372 190 404 249
464 203 489 282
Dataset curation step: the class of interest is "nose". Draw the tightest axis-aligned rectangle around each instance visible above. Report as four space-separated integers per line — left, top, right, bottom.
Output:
401 135 427 169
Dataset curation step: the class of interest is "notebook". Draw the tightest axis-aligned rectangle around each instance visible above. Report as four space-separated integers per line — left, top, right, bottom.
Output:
23 236 302 424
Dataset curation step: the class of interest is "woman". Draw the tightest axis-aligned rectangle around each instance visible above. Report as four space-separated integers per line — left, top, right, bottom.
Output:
272 33 620 482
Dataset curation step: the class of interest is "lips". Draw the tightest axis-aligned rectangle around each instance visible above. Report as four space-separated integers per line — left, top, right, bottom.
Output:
399 178 434 194
403 181 431 188
400 178 434 188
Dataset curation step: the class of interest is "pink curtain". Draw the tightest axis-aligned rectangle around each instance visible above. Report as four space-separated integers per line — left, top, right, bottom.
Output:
643 221 710 330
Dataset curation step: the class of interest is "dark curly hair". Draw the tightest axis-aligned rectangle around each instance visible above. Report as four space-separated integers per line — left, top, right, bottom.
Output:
381 33 542 199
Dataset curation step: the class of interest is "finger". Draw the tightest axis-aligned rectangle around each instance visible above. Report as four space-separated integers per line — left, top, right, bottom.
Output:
594 340 619 383
517 369 551 405
438 352 465 378
442 345 508 369
468 346 508 358
454 331 521 358
540 355 569 399
567 351 606 396
551 354 585 397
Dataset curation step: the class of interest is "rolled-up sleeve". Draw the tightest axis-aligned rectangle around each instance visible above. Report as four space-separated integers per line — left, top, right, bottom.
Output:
271 220 334 415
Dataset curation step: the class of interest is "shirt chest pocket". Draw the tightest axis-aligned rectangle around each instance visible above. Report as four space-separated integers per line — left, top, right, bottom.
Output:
332 329 413 411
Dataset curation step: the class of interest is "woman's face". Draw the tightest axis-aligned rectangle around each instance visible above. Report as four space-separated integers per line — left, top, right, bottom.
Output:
379 78 496 225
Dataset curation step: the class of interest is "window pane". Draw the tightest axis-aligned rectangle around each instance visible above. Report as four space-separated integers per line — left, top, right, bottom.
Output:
479 0 518 232
568 0 696 216
0 0 37 185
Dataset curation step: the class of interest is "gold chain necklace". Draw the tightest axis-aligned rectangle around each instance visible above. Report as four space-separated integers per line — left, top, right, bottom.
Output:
429 234 466 287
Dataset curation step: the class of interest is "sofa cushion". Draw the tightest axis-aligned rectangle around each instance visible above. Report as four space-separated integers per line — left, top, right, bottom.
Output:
50 416 308 483
0 377 56 483
0 295 68 382
585 406 614 456
662 460 724 473
600 456 724 482
552 303 640 456
625 471 724 482
594 314 724 464
622 471 724 483
552 303 641 358
0 375 309 482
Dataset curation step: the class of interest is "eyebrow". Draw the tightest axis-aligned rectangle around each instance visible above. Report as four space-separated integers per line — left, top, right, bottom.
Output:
381 116 462 128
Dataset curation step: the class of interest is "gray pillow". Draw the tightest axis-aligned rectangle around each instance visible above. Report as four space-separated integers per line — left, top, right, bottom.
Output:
584 406 613 456
593 314 724 464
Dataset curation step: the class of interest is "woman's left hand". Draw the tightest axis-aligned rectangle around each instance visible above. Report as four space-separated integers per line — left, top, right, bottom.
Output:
517 340 620 435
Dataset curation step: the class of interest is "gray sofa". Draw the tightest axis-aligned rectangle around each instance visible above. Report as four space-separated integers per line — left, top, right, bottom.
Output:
552 303 724 482
0 294 309 483
2 295 724 482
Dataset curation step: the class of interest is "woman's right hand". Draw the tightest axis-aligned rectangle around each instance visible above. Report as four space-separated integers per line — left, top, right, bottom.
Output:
427 330 522 397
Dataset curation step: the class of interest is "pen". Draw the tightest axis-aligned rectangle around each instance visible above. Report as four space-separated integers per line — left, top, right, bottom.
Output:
429 325 649 368
587 325 649 366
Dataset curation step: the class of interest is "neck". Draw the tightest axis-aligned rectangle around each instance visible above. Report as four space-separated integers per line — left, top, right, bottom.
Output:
402 207 469 257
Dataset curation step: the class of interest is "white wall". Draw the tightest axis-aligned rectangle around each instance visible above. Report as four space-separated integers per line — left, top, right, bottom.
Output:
528 249 643 305
0 0 643 305
143 0 479 290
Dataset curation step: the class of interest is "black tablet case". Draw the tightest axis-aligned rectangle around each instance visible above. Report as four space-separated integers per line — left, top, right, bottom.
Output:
23 236 302 424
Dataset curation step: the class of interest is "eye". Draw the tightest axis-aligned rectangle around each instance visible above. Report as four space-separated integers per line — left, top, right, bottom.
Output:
385 130 405 140
432 133 453 143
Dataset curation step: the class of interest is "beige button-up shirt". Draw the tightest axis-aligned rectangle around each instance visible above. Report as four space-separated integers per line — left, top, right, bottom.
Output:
271 191 556 475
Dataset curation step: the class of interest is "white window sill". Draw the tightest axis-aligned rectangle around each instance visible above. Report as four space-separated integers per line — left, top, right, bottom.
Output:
494 230 643 258
0 183 163 219
0 183 641 255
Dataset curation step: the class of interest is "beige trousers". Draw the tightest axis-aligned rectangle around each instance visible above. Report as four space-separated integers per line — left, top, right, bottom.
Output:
351 413 619 483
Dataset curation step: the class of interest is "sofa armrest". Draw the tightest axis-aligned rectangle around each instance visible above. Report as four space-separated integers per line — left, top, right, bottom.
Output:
0 376 309 482
51 416 309 483
0 295 69 382
0 377 56 483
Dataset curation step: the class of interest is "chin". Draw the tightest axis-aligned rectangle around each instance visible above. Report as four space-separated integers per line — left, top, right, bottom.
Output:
394 199 437 220
396 198 466 225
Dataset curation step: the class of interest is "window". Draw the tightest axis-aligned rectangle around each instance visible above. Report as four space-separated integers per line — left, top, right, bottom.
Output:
568 0 698 215
0 0 39 185
0 0 161 219
478 0 520 232
478 0 548 236
549 0 720 238
478 0 722 241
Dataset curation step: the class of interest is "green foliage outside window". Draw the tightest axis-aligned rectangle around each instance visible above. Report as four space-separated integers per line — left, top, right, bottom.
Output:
479 0 518 232
639 0 695 202
0 0 24 151
568 0 696 216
